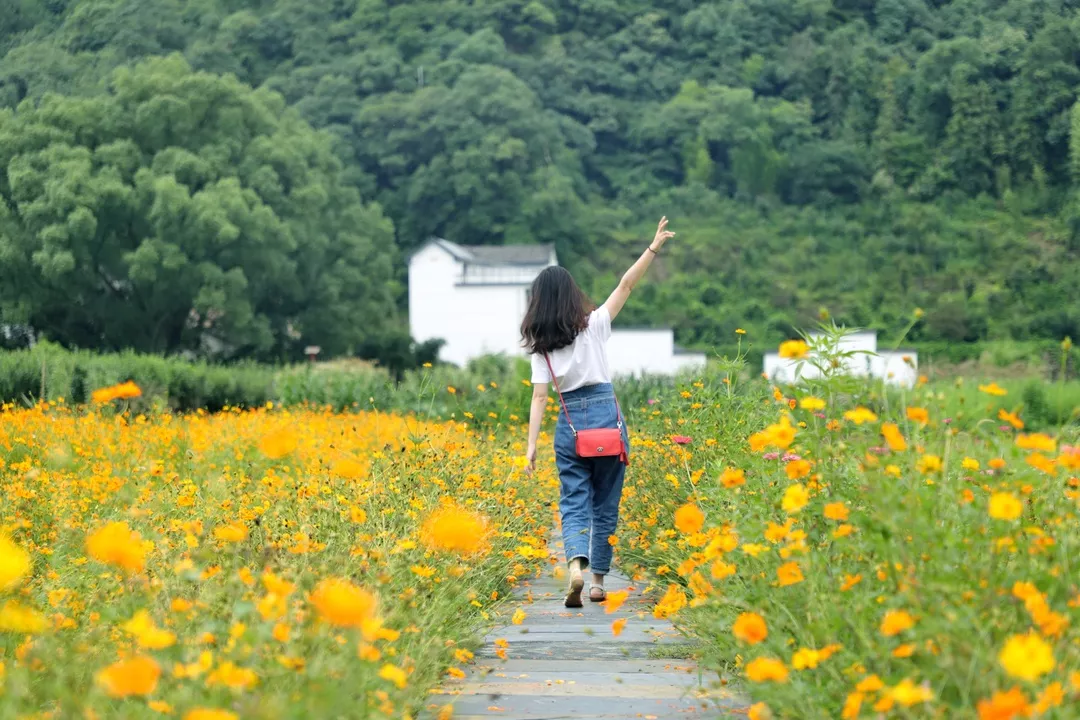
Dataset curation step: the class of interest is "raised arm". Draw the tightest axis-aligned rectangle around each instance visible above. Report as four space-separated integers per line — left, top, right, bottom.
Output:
602 217 675 322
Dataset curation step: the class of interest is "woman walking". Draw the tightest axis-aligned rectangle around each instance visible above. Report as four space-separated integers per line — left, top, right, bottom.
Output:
523 217 675 607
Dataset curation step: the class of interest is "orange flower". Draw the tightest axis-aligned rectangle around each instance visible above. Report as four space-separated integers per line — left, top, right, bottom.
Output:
95 655 161 698
776 562 803 587
652 584 687 619
977 687 1030 720
611 617 627 636
92 381 143 404
880 609 915 637
86 521 147 573
823 503 849 521
310 578 379 628
719 467 746 488
881 423 907 452
258 428 297 459
732 612 768 644
674 503 705 534
744 657 789 683
998 408 1024 430
905 407 929 425
421 505 489 556
785 459 811 480
604 589 629 614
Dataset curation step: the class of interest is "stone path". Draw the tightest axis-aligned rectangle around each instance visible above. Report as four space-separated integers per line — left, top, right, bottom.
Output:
425 539 748 720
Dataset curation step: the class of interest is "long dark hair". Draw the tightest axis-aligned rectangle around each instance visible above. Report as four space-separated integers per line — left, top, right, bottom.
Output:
520 266 595 354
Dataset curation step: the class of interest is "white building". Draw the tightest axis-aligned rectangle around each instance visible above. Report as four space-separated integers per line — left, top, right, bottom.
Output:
763 330 918 388
408 239 707 375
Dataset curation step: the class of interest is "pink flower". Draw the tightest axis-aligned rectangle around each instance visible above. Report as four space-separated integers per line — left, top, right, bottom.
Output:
813 412 826 419
943 418 953 425
869 446 890 455
781 453 801 462
647 399 658 405
999 425 1012 432
762 452 780 461
672 435 692 445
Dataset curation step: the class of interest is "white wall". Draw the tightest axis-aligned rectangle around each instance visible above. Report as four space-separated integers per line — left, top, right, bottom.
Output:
763 340 918 389
409 244 537 367
607 330 706 377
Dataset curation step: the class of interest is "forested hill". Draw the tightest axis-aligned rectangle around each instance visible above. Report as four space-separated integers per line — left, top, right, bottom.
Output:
2 0 1080 360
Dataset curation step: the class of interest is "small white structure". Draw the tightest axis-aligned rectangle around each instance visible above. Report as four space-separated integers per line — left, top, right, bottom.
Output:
763 330 918 388
409 239 557 367
408 239 706 374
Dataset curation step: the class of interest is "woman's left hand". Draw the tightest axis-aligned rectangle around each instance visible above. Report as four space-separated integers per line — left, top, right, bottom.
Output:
525 446 537 474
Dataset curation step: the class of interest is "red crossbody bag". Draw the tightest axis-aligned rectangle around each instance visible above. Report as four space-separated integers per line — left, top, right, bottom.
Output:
544 354 628 466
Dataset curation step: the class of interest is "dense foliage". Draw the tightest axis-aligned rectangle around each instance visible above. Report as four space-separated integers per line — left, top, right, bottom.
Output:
3 0 1080 356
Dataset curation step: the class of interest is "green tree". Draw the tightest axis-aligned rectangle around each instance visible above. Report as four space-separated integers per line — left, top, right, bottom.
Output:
0 55 398 360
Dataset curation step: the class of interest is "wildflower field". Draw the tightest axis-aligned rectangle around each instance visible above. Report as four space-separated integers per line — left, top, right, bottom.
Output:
4 336 1080 719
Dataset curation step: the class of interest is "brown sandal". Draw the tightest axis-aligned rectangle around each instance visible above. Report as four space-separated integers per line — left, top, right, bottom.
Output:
565 560 584 608
589 585 606 602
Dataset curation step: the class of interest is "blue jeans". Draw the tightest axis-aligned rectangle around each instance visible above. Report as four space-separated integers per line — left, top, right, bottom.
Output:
553 382 628 575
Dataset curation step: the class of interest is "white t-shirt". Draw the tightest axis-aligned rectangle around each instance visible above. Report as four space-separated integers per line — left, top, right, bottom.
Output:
530 307 612 392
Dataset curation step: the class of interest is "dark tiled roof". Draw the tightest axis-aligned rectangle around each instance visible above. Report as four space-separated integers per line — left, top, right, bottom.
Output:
465 244 555 266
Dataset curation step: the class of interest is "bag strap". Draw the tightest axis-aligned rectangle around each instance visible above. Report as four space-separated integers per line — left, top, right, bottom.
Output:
543 353 623 437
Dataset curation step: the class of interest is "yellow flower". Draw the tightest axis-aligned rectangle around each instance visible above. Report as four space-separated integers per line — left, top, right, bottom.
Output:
778 340 809 359
880 609 915 637
744 657 789 683
378 663 408 689
999 632 1054 681
978 382 1007 396
885 678 934 707
0 535 31 591
843 407 878 425
748 416 796 452
781 484 809 514
206 661 258 690
988 492 1023 521
121 610 177 649
86 521 147 573
213 522 248 543
310 578 379 628
916 455 942 473
1016 433 1056 453
511 608 526 625
0 600 48 633
961 457 980 471
652 584 687 619
799 397 825 411
421 505 490 556
673 503 705 534
95 655 161 698
732 612 768 645
184 710 239 720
